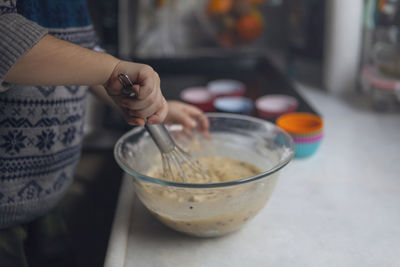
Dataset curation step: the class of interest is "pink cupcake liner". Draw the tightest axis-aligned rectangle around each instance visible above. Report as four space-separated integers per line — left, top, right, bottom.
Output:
255 94 299 119
292 133 324 144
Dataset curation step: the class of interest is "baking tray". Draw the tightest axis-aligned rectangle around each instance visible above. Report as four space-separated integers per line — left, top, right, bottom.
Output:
132 54 319 121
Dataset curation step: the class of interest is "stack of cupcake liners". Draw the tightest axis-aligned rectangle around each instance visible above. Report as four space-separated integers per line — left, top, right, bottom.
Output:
276 112 324 158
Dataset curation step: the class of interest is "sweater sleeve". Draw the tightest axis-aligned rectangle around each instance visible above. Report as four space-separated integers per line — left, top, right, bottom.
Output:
0 13 48 91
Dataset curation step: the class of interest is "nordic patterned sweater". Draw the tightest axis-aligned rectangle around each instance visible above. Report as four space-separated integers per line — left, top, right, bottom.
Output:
0 0 98 228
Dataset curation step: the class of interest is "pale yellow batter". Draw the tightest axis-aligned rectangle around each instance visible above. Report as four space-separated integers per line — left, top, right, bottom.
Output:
151 203 265 237
140 157 273 237
147 156 261 183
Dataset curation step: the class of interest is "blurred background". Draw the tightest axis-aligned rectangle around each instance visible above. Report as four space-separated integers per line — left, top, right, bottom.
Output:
85 0 400 137
66 0 400 266
90 0 325 86
86 0 326 140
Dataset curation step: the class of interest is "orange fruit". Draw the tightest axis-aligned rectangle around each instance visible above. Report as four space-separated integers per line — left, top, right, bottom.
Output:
207 0 233 15
235 11 264 42
244 0 267 4
156 0 167 7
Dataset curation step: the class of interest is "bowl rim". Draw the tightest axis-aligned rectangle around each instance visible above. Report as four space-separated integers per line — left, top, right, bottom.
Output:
114 113 295 188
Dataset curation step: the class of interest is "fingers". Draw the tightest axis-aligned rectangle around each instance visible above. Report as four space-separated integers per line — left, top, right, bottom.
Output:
135 68 160 100
182 105 210 132
125 86 165 119
105 61 167 126
123 95 167 126
121 82 159 111
147 98 168 124
122 64 159 100
124 115 146 126
165 101 210 134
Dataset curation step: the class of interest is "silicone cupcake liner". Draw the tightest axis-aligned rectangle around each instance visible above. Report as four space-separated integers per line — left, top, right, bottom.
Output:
276 112 324 158
214 96 254 115
180 87 215 112
276 112 323 134
255 94 299 119
294 141 322 158
207 79 246 98
289 129 323 139
292 133 324 143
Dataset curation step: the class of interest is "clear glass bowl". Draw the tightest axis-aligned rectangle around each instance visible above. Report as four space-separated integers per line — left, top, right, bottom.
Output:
114 113 294 237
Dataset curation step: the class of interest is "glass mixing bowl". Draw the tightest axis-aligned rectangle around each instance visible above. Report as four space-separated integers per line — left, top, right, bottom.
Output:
114 113 294 237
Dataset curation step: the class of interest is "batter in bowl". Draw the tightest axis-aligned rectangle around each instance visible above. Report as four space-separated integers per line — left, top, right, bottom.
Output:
147 156 261 183
140 157 273 237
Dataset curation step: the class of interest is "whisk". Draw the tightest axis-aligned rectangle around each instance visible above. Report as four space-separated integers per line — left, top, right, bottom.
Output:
118 73 212 183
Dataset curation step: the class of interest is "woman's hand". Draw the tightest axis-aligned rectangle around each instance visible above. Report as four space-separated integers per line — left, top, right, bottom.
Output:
104 61 168 126
165 101 209 134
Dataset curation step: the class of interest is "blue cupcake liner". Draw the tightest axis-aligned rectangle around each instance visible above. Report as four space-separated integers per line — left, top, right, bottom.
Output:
213 97 254 115
294 140 322 158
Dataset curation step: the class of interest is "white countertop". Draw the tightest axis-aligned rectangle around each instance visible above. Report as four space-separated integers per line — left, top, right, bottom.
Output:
104 85 400 267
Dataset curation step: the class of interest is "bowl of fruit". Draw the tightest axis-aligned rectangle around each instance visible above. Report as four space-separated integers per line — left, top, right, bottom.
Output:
197 0 266 48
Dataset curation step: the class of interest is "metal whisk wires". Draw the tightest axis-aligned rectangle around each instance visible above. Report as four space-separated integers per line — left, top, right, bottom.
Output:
160 144 212 183
145 122 212 183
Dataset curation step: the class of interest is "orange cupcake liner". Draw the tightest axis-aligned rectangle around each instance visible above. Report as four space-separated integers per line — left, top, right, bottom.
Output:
276 112 323 134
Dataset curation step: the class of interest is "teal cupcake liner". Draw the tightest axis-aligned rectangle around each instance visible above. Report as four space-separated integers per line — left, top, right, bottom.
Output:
294 140 322 158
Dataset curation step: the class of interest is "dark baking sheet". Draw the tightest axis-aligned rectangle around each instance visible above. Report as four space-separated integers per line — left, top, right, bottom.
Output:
133 55 318 122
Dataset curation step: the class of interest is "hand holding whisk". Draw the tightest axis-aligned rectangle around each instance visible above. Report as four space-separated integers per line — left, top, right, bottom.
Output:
118 73 212 183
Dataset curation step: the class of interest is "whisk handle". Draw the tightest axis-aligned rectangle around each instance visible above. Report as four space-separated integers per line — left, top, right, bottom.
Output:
116 72 176 154
145 124 176 153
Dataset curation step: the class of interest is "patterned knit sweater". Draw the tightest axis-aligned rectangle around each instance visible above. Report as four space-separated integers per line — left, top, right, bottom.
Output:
0 0 98 228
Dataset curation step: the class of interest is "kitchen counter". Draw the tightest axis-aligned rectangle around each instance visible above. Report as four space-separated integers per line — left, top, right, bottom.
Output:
104 84 400 267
